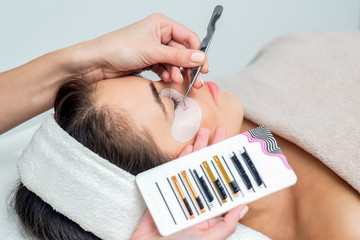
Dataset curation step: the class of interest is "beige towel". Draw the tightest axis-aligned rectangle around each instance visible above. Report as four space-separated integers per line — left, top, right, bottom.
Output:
215 32 360 193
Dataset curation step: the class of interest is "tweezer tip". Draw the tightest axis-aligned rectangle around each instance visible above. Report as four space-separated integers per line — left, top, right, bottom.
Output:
183 97 189 110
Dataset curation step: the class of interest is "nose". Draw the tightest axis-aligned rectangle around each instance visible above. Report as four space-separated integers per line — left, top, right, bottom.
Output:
156 71 201 97
176 71 200 97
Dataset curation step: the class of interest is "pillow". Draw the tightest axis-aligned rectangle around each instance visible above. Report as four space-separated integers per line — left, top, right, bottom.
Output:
214 32 360 193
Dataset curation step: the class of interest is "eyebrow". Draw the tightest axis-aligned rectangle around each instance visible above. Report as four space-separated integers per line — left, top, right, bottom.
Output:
149 81 167 116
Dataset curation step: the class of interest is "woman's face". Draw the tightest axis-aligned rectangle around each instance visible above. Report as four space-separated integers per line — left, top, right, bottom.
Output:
94 75 243 157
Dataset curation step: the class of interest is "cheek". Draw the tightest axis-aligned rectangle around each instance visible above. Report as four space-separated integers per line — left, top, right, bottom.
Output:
197 91 243 138
196 95 220 133
161 89 202 143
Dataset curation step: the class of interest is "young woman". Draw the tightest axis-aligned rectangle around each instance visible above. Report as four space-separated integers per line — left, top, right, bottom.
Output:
13 75 247 240
14 72 360 240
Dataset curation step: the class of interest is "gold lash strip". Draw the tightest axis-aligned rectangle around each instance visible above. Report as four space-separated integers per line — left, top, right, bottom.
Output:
181 170 205 213
213 155 240 196
171 176 194 219
202 161 227 203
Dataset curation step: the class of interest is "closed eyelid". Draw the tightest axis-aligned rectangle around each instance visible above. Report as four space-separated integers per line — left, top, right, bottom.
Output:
167 95 180 110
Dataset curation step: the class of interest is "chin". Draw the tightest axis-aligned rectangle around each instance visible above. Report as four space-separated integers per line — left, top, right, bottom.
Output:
217 92 244 138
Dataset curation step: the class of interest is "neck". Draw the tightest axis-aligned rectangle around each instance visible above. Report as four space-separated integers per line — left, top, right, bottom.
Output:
239 118 297 239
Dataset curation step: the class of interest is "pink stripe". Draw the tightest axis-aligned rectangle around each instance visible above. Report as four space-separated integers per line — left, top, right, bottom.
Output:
242 132 292 170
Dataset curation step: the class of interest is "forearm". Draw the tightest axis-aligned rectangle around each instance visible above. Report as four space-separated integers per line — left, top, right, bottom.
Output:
0 48 76 134
0 13 208 135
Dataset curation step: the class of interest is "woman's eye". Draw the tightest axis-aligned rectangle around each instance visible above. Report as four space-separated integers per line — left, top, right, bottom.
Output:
169 96 179 110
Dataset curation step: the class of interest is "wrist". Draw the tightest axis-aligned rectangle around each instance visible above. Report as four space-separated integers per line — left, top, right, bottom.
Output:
57 40 100 80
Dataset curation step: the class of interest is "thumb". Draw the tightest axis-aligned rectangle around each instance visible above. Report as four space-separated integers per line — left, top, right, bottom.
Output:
130 210 159 240
157 45 206 68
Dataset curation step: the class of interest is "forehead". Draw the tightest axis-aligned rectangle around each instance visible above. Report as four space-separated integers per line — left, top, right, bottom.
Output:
93 76 167 129
94 76 148 104
94 76 151 110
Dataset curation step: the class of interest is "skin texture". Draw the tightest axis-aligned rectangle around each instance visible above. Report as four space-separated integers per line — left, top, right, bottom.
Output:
95 75 360 239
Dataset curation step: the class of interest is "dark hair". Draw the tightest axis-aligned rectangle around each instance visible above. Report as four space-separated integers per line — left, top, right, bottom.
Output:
13 78 172 240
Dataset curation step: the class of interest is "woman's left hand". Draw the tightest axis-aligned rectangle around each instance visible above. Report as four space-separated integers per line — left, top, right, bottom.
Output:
130 126 249 240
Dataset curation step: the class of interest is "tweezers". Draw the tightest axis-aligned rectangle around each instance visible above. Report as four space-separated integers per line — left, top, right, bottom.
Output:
183 5 223 108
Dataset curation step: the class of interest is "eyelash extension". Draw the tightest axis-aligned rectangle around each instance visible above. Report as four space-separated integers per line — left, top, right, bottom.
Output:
192 169 214 208
168 95 180 110
202 161 227 203
229 152 255 192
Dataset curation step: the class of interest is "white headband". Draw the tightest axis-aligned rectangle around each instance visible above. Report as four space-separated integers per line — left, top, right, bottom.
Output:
18 114 146 240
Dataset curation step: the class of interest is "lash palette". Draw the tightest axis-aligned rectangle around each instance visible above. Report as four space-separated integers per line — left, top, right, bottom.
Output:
136 126 297 236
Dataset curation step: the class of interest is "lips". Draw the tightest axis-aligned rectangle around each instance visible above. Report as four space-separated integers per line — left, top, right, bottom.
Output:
204 81 219 103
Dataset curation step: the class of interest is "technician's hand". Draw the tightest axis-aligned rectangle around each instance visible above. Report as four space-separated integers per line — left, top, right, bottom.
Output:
0 13 207 134
68 13 208 87
131 126 249 240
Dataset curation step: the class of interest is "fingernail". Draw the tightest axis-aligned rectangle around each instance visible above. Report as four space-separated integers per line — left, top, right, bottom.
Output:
239 206 249 219
198 128 211 137
199 76 204 87
191 52 205 63
180 73 183 83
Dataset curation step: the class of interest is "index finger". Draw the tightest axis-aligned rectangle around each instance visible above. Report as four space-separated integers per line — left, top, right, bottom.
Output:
159 15 201 50
204 206 244 239
210 126 226 145
193 128 211 151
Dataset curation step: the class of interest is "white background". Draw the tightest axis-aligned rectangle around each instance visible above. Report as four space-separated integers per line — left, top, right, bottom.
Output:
0 0 359 238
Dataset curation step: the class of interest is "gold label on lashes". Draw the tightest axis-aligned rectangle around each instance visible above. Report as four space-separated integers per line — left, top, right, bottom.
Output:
202 161 215 182
135 126 298 236
171 176 194 219
202 161 227 203
213 155 239 197
181 170 205 213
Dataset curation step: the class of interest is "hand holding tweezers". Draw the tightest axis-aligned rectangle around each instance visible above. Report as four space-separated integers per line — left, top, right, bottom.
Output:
183 5 223 107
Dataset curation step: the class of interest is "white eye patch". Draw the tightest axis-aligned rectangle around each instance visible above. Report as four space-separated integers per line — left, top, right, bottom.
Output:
160 88 201 143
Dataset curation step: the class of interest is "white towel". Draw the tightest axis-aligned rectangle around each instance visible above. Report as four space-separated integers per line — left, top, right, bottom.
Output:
230 224 270 240
214 32 360 193
18 114 270 239
18 115 146 240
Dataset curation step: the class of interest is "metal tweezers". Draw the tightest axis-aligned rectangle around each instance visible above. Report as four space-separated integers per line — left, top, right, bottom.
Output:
183 5 223 108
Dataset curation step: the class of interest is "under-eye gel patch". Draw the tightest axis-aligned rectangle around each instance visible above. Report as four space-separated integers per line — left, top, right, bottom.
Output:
160 88 201 143
136 126 297 236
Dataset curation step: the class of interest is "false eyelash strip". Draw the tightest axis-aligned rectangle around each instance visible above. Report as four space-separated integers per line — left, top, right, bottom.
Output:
222 156 244 197
171 176 194 219
178 173 199 216
181 170 205 213
200 164 222 206
191 169 213 210
210 160 233 202
240 147 267 188
167 177 188 220
202 161 227 203
214 155 240 196
136 125 297 236
229 152 254 192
